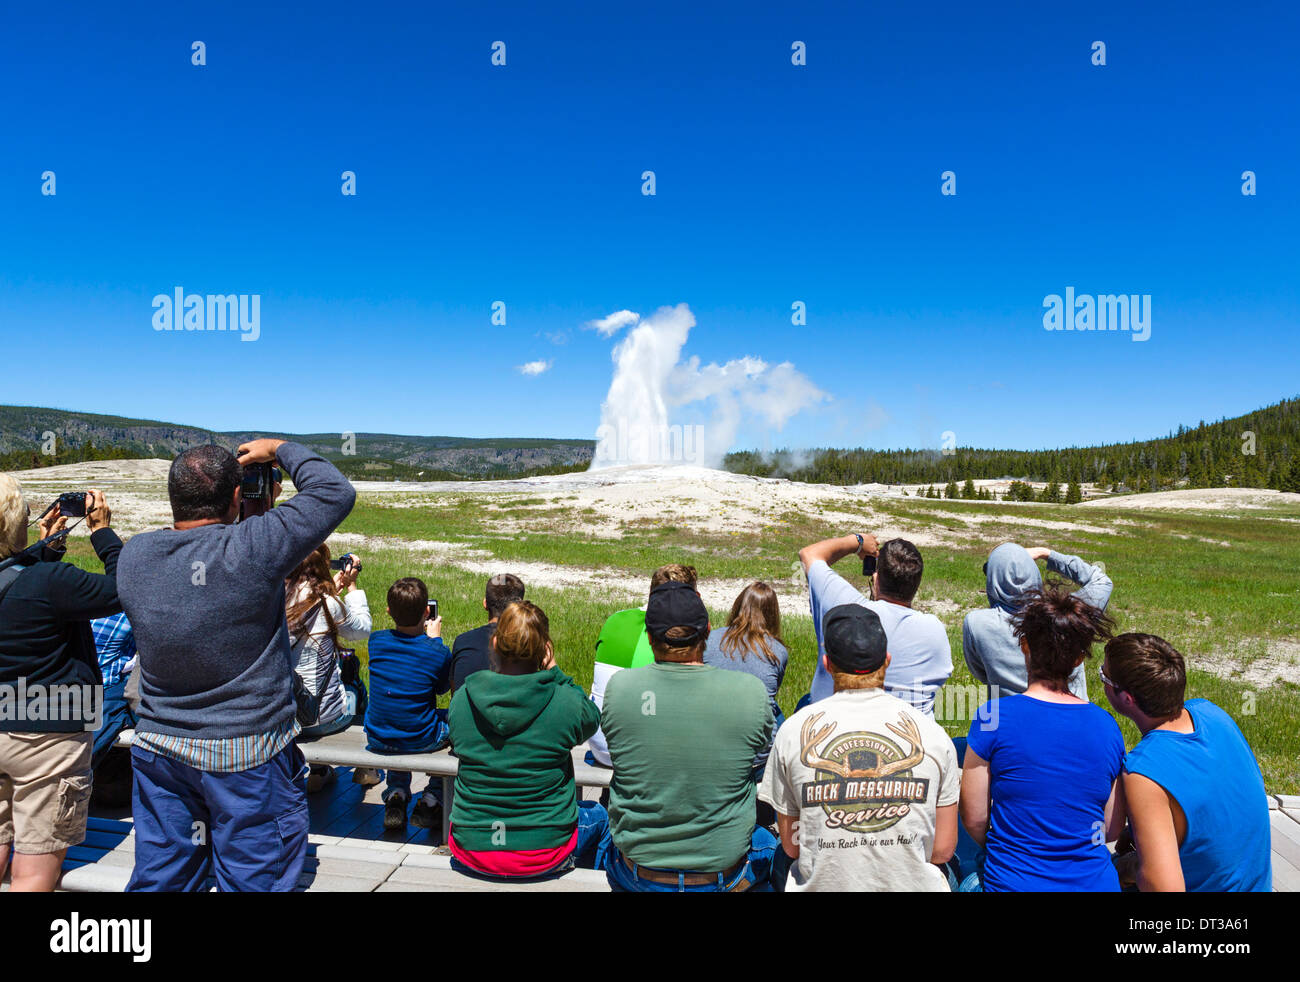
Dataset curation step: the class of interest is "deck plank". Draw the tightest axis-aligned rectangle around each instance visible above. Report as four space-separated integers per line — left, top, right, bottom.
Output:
1270 811 1300 870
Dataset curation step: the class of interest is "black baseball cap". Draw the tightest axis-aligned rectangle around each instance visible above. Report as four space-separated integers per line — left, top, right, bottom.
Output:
644 580 709 647
822 604 888 673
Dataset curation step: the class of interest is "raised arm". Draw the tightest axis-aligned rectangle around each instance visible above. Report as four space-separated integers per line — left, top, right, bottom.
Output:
49 496 124 621
798 533 878 573
333 591 373 642
237 440 357 580
1044 549 1113 611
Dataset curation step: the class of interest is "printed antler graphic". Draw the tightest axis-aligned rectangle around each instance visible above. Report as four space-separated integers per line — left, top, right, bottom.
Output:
799 711 925 779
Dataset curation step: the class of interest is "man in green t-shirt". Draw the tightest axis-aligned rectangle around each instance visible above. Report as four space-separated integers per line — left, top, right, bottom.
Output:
601 580 776 892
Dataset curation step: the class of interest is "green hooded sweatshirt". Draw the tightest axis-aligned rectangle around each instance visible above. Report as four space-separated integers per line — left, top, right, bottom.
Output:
447 667 600 851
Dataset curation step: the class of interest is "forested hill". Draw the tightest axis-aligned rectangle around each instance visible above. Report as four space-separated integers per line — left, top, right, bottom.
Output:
5 399 1299 492
0 406 595 480
726 397 1300 492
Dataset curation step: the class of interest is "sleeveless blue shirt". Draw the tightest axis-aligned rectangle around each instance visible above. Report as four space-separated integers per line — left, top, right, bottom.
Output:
1124 699 1272 892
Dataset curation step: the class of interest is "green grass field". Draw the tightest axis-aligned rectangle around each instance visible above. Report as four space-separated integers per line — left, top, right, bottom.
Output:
48 486 1300 794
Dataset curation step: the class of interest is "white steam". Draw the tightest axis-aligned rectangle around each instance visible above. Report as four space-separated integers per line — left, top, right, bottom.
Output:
590 303 826 470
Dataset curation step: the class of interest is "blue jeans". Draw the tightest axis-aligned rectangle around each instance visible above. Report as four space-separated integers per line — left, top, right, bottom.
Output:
605 825 777 892
127 742 309 892
450 800 612 880
91 675 137 768
366 716 449 803
298 710 359 742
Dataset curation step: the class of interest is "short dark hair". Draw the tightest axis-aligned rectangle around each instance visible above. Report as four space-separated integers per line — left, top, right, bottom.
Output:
1104 633 1186 719
1012 584 1115 686
877 538 923 603
387 577 428 627
169 445 241 523
485 573 525 620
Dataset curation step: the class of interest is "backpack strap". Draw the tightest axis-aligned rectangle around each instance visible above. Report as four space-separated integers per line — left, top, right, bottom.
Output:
0 562 28 606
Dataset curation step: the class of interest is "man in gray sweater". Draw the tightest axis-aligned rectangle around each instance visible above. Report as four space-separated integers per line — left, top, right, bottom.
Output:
962 543 1113 700
117 438 355 891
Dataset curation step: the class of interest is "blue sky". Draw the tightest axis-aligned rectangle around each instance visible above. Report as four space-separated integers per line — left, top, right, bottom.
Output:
2 1 1296 453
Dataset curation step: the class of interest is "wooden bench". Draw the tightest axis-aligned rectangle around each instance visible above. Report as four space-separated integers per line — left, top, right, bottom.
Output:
114 726 613 843
55 818 610 892
77 735 1298 894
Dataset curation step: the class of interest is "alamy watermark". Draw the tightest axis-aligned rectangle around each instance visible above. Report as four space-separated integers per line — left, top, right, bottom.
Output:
1042 287 1150 342
152 287 261 341
0 678 103 730
594 419 705 465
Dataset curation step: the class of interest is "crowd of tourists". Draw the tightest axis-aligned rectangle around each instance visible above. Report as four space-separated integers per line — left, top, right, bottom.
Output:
0 441 1275 892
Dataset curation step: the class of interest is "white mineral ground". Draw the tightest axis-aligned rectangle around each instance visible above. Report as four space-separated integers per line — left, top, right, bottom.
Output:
10 460 1299 686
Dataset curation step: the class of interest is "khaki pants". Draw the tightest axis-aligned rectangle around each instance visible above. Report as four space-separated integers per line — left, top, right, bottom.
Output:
0 730 93 854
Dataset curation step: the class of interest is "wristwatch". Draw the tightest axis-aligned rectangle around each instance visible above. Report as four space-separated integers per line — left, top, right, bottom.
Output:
853 533 864 553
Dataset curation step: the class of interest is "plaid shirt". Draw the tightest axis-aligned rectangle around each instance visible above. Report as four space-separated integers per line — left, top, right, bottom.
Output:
133 718 301 773
90 612 136 687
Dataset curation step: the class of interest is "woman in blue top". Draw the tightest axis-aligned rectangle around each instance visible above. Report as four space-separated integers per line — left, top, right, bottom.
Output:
1102 633 1272 892
960 585 1126 891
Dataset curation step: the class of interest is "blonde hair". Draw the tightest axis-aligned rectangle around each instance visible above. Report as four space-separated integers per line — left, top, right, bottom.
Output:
0 474 28 560
493 601 551 672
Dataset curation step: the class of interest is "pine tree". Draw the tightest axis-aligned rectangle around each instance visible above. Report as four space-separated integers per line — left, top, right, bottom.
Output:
962 478 976 499
1282 458 1300 494
944 480 959 499
1065 480 1082 504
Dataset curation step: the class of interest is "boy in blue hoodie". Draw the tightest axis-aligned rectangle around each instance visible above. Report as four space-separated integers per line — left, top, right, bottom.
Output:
365 577 452 832
963 543 1112 700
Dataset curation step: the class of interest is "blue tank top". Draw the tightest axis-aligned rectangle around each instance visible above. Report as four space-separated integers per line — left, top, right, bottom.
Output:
1123 699 1272 892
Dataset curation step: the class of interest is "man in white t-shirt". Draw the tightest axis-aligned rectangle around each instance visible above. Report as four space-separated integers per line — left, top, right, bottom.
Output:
797 533 952 714
760 604 959 891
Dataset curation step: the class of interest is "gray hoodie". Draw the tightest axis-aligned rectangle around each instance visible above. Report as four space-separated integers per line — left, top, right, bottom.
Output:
962 544 1113 699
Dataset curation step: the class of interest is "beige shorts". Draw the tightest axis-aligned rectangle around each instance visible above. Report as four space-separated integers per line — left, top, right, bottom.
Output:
0 730 93 854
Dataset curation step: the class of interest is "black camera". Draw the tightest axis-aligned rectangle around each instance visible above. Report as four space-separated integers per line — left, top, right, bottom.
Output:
427 599 438 620
238 464 280 521
240 464 280 500
57 492 88 518
329 554 355 571
862 552 877 577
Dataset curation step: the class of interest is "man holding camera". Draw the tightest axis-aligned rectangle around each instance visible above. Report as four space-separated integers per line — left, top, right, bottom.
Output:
797 533 952 716
0 478 119 891
116 439 355 892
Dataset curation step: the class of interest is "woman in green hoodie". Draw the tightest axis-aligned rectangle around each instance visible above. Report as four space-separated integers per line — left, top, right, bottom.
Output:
447 600 610 878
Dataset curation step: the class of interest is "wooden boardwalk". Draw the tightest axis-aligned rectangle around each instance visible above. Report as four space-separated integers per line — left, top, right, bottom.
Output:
52 764 609 892
1269 795 1300 892
5 767 1294 893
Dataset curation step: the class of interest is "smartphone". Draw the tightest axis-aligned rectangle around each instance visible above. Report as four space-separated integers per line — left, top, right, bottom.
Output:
427 599 438 620
57 492 88 518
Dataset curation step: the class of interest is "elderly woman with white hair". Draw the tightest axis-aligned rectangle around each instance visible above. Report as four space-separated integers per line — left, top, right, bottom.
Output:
0 474 121 891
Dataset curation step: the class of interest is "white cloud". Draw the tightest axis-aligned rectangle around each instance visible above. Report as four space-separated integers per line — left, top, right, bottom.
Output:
517 359 552 376
586 309 641 337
